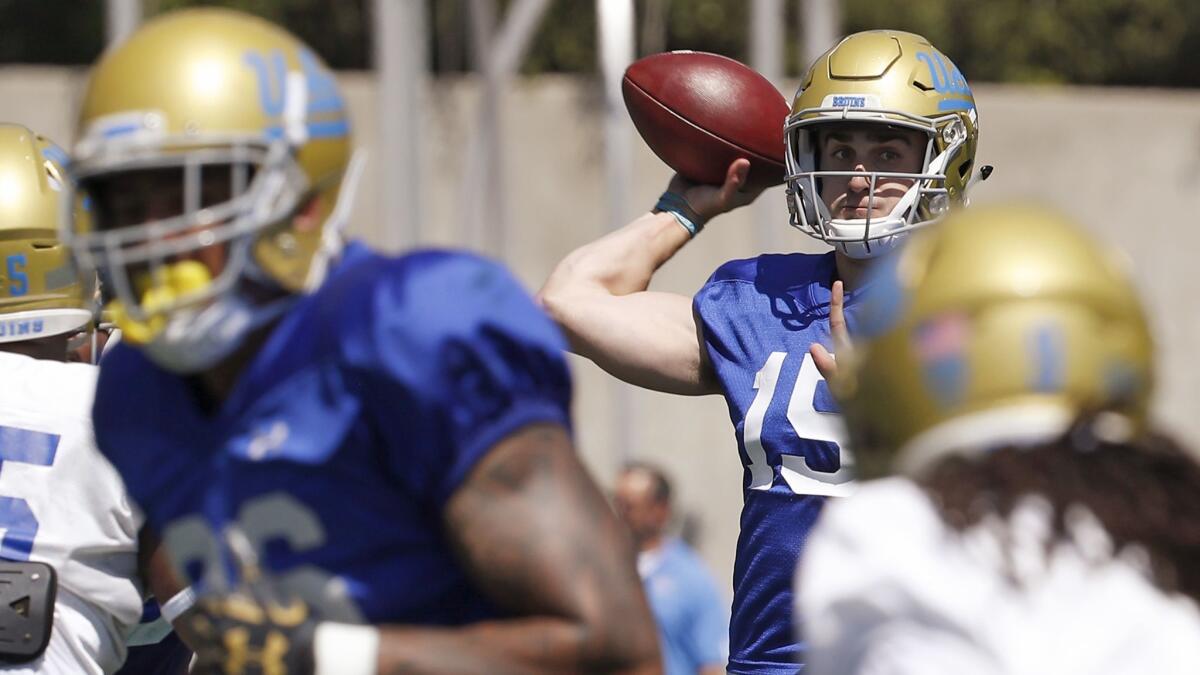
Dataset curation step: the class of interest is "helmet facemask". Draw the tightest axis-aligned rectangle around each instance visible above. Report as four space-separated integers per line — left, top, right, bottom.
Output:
784 110 971 259
64 134 311 365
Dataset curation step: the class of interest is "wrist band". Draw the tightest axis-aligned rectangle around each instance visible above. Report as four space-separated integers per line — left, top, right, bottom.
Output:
314 622 381 675
159 586 196 624
654 191 707 236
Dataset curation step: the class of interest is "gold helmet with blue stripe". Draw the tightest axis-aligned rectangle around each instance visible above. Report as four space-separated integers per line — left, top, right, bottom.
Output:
61 8 358 370
0 124 92 344
784 30 984 259
839 203 1154 479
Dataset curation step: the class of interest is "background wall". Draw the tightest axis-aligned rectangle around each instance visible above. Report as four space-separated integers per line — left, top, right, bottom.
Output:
5 67 1197 591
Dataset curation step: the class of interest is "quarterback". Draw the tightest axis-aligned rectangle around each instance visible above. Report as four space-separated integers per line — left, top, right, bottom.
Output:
540 30 986 672
0 123 188 673
63 8 659 674
798 204 1200 674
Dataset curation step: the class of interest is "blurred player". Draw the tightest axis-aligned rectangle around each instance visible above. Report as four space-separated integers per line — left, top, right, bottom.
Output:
540 30 987 672
63 8 660 674
0 123 190 673
798 204 1200 674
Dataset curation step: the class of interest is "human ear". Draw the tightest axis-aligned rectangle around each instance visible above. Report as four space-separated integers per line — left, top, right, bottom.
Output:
293 194 324 233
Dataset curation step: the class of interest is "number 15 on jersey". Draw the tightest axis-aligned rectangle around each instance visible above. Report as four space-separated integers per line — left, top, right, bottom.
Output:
743 352 856 497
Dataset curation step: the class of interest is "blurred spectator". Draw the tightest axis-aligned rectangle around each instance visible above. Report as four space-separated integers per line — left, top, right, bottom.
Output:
614 463 729 675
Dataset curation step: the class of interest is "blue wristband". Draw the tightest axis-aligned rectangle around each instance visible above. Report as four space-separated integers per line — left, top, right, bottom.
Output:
654 191 707 236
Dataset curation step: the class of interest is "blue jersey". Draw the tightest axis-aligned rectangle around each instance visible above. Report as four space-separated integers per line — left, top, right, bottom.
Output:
695 252 859 673
92 243 572 625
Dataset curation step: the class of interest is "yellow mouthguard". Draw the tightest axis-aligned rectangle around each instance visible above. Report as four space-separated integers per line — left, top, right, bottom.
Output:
104 260 213 344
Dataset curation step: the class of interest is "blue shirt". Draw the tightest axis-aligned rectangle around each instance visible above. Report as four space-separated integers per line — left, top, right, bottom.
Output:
694 252 859 673
642 538 729 675
92 243 572 625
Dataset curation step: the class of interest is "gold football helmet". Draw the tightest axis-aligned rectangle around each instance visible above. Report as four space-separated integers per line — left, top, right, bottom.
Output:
61 8 358 369
839 204 1154 478
0 124 92 343
784 30 984 258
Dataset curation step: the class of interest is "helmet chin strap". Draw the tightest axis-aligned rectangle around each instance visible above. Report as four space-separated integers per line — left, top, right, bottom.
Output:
304 148 367 292
105 254 295 374
140 287 295 375
837 232 906 260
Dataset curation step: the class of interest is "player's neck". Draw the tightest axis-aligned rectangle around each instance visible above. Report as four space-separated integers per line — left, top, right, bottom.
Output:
189 319 281 411
833 252 871 292
637 533 667 555
0 336 70 362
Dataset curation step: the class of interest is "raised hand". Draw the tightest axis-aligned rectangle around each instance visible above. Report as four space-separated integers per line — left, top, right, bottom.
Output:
809 280 853 382
666 158 767 224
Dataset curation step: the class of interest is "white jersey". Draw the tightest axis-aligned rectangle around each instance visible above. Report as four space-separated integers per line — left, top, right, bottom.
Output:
797 477 1200 675
0 352 143 673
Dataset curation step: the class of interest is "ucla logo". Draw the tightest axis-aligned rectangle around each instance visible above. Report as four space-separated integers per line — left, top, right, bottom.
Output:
915 51 973 111
0 319 44 338
831 96 867 108
242 48 349 141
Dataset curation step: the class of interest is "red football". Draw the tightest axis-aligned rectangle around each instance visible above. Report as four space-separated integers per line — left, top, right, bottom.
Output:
622 51 789 188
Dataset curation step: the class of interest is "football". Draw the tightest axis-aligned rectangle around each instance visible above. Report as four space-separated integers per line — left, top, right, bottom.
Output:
622 51 790 188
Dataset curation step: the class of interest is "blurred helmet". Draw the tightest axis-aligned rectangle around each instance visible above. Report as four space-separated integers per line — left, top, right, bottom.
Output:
784 30 981 259
839 204 1154 478
0 124 93 344
61 8 356 370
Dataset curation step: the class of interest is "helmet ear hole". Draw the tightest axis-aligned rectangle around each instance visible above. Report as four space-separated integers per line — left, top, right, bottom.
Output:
958 160 973 180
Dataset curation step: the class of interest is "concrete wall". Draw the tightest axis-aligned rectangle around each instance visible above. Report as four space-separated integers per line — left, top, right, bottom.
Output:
5 66 1198 595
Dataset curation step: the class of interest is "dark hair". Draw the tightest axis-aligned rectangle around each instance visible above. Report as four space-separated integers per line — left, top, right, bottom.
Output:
919 413 1200 604
621 462 672 505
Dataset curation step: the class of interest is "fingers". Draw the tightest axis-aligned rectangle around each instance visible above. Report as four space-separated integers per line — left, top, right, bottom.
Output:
809 343 837 381
723 158 750 192
812 281 853 383
829 280 850 354
664 158 761 224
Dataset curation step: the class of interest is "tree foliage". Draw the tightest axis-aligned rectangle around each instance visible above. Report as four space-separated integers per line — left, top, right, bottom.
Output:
0 1 104 65
1 0 1197 87
842 0 1200 87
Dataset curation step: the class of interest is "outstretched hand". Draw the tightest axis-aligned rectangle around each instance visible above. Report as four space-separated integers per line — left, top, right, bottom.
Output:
810 280 853 382
667 159 766 223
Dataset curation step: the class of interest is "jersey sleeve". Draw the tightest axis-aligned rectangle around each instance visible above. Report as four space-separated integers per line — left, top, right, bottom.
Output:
361 251 573 505
693 258 752 371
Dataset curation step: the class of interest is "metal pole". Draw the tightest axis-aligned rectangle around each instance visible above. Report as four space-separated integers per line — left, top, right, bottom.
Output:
373 0 426 251
462 0 552 257
490 0 553 76
465 0 500 254
800 0 842 69
106 0 140 46
640 0 668 56
751 0 788 254
597 0 637 463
